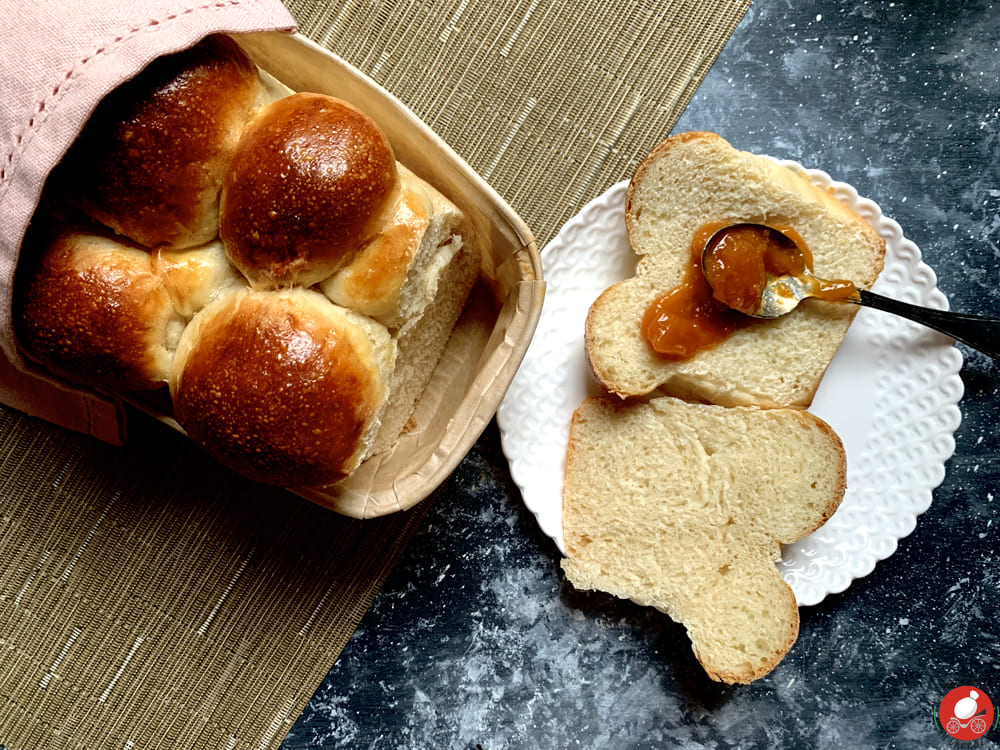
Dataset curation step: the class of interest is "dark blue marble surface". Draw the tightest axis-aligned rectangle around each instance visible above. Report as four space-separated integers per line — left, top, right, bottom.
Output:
283 1 1000 747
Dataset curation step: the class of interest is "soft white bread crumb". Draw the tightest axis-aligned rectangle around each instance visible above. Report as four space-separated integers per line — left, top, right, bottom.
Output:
370 234 479 455
585 131 885 408
320 166 469 330
560 394 846 684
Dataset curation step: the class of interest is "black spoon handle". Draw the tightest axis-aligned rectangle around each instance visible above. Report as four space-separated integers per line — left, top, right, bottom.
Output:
857 289 1000 359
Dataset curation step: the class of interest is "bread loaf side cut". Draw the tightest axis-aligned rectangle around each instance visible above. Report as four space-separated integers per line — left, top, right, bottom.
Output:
368 225 480 456
585 131 885 408
561 395 846 684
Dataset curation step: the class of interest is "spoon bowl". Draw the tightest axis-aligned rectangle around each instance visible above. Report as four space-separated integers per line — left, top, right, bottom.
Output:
701 221 1000 359
752 271 835 319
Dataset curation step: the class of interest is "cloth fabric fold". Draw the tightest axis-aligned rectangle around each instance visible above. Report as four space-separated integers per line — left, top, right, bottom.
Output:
0 0 296 443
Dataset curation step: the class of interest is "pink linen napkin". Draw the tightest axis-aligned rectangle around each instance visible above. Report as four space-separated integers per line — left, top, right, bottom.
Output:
0 0 296 444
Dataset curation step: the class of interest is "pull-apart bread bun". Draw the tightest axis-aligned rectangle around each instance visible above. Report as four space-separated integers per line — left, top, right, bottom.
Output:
51 35 266 250
220 93 401 288
321 165 466 329
170 288 394 487
152 240 247 319
15 35 480 492
586 131 885 408
16 223 246 392
15 226 186 391
561 395 846 684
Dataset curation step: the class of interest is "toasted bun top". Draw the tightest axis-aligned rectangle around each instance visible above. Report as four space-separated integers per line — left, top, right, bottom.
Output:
219 93 401 288
169 288 395 487
14 226 183 390
54 34 263 250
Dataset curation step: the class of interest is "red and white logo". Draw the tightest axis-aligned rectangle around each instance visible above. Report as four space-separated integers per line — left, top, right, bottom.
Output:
939 686 995 741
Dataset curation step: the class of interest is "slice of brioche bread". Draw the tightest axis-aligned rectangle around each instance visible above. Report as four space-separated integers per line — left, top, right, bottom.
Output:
560 395 846 684
585 132 885 408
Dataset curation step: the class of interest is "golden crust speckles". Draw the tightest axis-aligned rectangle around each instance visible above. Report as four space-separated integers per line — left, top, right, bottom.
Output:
53 34 262 250
170 289 391 487
219 93 400 288
14 226 180 390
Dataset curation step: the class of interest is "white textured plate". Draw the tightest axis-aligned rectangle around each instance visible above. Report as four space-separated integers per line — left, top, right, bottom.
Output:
496 160 965 607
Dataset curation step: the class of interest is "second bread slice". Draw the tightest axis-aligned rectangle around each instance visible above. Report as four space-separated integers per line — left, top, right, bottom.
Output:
561 394 846 684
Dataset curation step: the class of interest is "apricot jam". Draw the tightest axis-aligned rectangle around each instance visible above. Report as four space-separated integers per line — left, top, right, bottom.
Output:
701 224 809 314
640 222 754 360
641 222 856 360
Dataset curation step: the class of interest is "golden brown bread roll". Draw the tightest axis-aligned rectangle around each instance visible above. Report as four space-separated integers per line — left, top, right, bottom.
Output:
169 288 395 487
53 35 264 250
16 36 481 493
15 226 184 390
219 92 401 288
320 170 432 324
320 165 470 330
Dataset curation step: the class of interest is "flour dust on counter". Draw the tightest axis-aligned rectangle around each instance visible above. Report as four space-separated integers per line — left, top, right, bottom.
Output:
282 424 704 749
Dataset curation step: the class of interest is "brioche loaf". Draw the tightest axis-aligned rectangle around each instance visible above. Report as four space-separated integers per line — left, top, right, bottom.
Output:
14 34 480 492
586 131 885 408
561 395 846 684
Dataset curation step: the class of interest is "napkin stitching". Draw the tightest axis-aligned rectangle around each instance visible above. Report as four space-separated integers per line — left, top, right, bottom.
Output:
0 0 245 201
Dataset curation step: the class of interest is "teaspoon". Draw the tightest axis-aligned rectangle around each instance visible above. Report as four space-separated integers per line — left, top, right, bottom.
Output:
701 222 1000 359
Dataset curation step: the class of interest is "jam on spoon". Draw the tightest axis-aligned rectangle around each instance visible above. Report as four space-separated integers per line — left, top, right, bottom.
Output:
642 221 1000 361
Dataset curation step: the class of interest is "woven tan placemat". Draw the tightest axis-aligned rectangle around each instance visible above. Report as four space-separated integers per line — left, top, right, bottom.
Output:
292 0 753 248
0 1 751 748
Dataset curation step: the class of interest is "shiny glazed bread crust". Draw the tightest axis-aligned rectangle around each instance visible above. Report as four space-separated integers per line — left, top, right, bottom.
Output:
15 35 480 491
220 92 401 288
170 288 395 487
54 35 264 251
15 226 183 390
